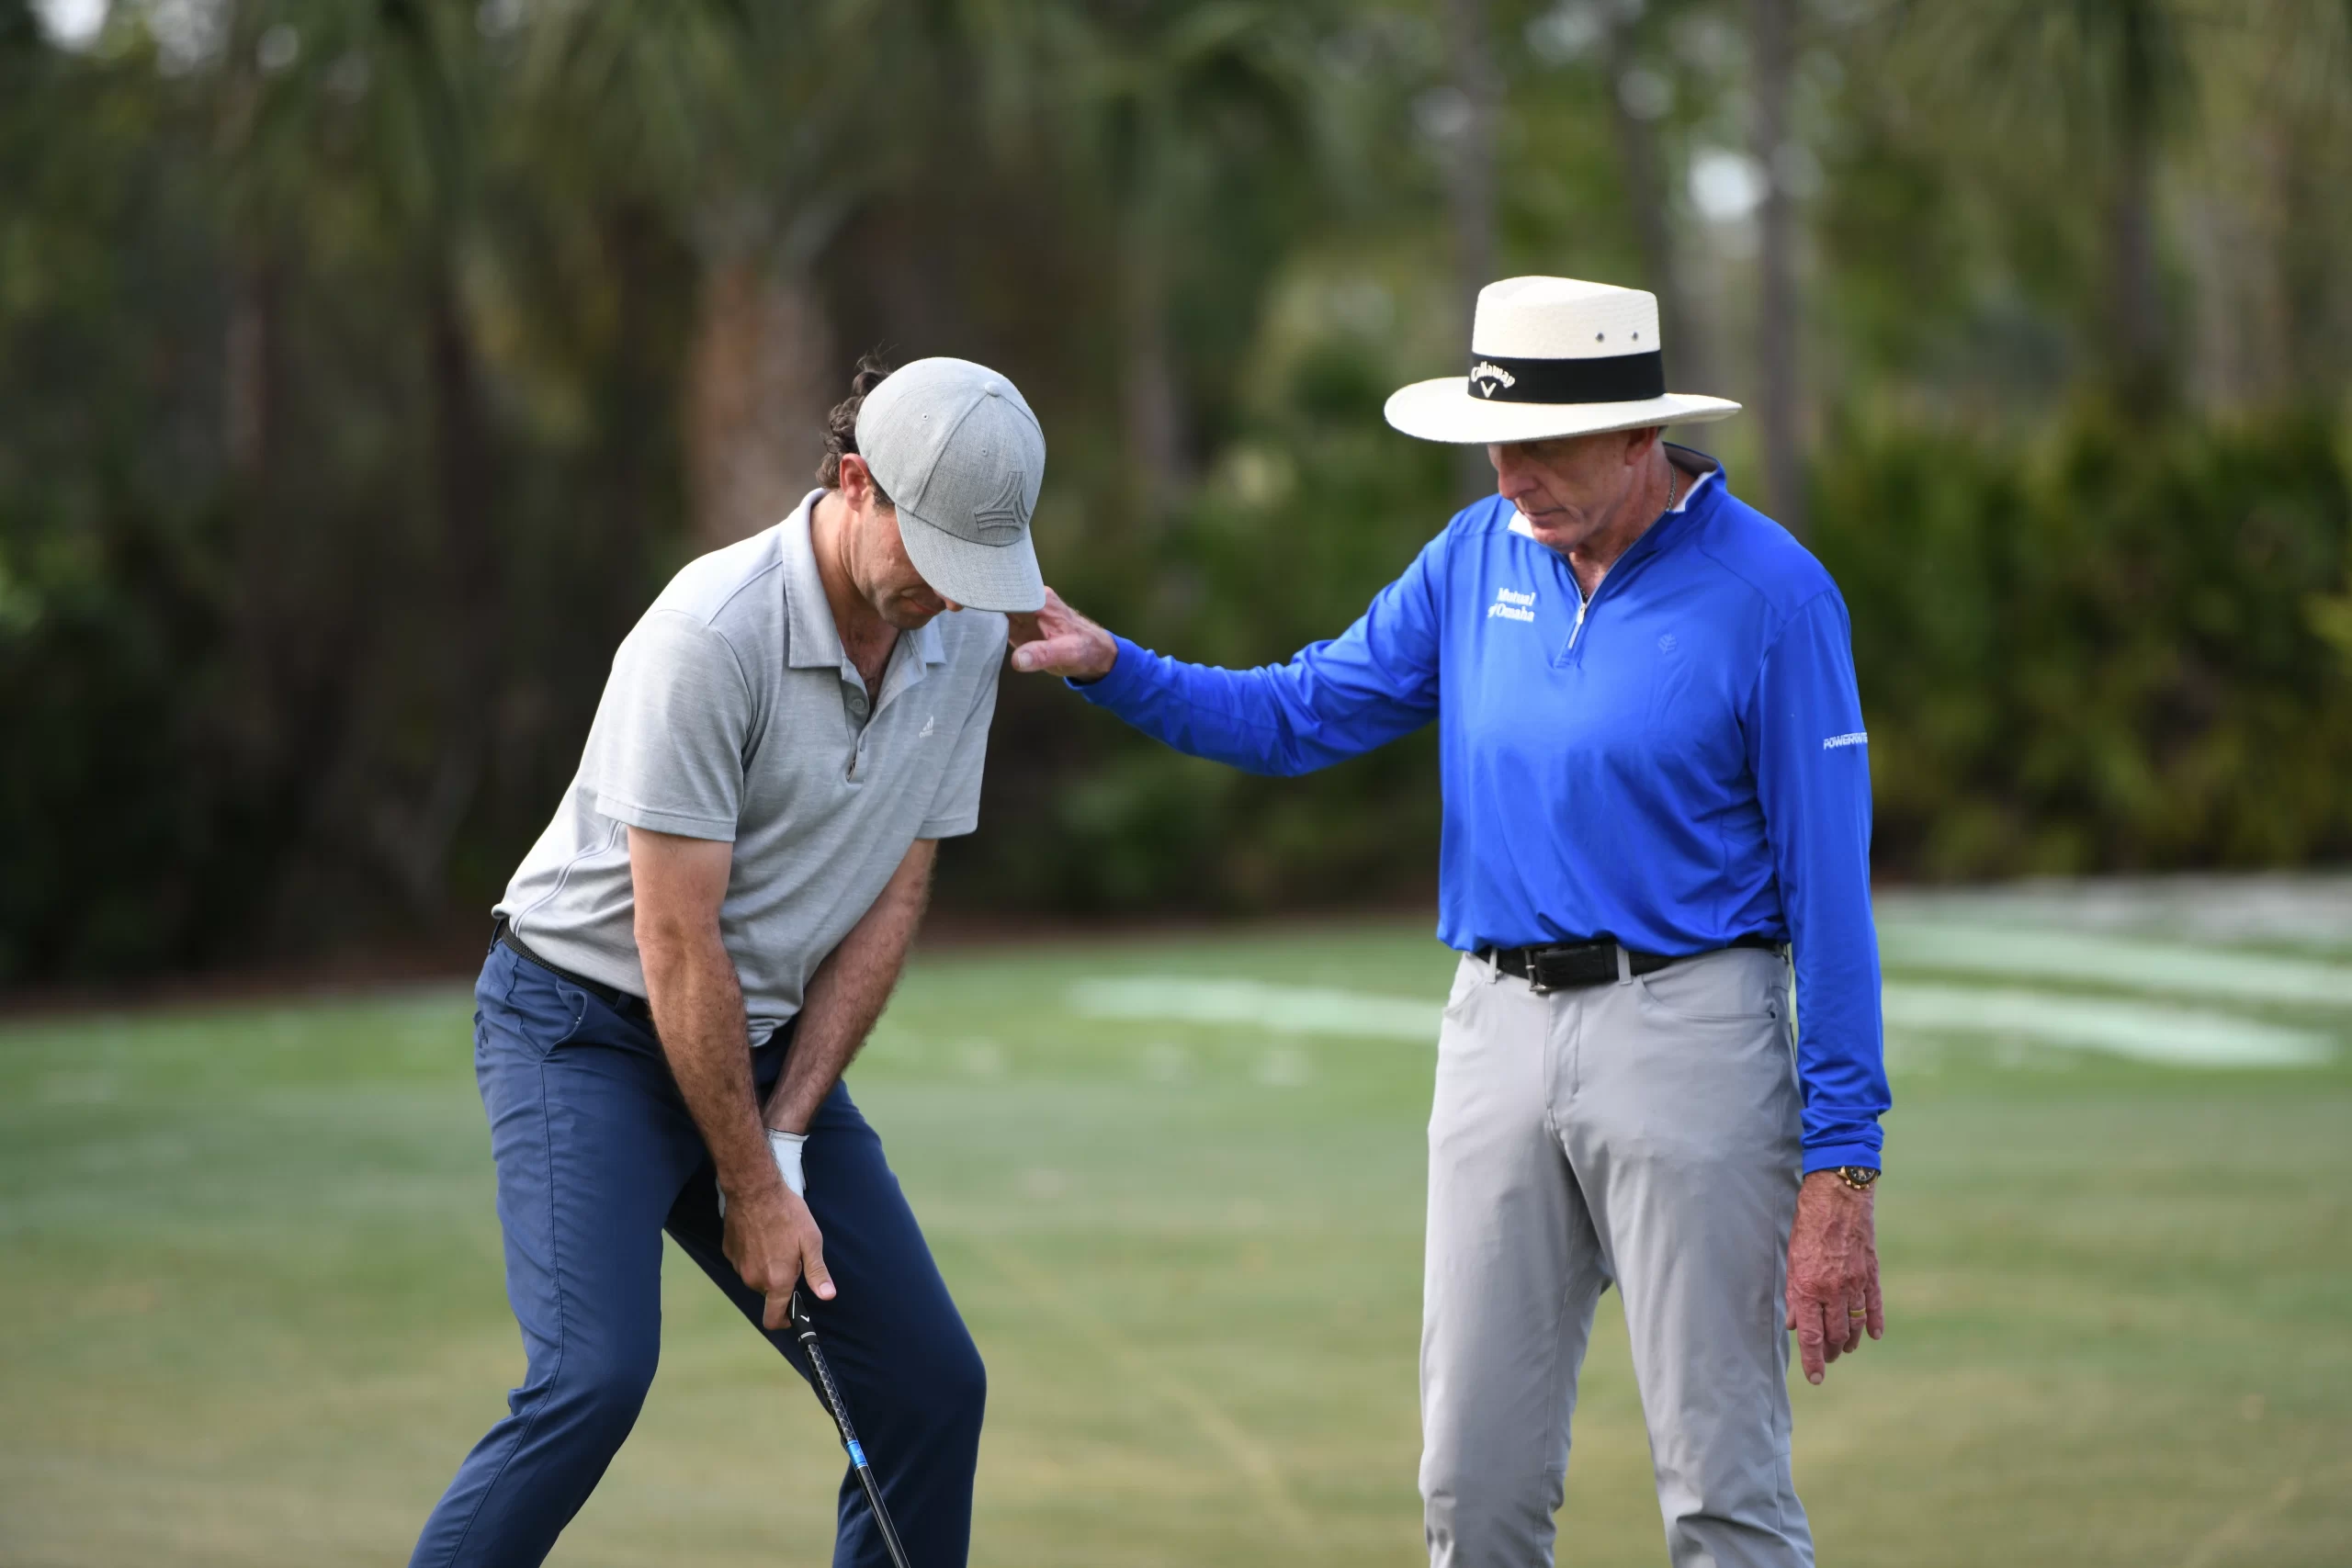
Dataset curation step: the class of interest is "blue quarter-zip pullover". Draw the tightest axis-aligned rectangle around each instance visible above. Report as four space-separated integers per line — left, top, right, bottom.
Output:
1073 453 1888 1171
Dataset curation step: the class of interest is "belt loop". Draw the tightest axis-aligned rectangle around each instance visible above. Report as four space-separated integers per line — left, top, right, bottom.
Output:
1487 946 1503 983
1614 943 1634 986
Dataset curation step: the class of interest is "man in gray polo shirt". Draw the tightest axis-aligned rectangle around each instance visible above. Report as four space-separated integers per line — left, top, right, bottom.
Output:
408 356 1046 1568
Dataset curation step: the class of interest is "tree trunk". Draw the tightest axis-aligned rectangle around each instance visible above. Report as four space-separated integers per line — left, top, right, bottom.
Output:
1119 209 1192 532
364 260 498 920
2105 120 2167 414
220 250 307 779
224 259 279 486
593 201 676 602
1440 0 1499 502
1750 0 1804 534
1605 13 1710 396
2100 0 2170 416
428 265 499 710
684 254 836 550
2267 120 2331 400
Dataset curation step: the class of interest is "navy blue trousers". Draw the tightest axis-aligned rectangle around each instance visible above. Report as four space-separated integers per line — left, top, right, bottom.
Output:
410 942 985 1567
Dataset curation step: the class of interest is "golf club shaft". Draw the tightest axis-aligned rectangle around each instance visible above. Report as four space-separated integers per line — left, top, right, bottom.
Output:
791 1290 915 1568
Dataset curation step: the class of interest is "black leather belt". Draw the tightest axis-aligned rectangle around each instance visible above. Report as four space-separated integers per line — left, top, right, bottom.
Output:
1479 933 1783 995
493 916 651 1023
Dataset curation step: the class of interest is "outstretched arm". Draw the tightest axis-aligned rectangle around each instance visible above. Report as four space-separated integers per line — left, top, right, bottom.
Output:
1007 538 1449 776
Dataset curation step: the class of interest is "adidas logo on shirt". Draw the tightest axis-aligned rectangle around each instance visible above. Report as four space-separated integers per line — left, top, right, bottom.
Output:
919 715 937 739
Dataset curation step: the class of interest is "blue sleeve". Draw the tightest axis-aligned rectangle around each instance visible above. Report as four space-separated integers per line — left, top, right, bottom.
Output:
1069 536 1446 775
1745 589 1891 1174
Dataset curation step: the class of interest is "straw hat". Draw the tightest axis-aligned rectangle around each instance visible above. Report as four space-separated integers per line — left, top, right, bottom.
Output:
1385 276 1739 445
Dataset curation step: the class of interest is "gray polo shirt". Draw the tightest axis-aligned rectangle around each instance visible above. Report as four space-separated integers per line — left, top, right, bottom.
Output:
497 490 1005 1043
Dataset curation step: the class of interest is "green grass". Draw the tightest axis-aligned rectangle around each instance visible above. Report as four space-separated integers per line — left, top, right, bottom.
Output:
4 910 2350 1566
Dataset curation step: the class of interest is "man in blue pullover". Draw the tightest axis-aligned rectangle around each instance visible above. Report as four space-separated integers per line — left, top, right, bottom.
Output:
1009 277 1888 1568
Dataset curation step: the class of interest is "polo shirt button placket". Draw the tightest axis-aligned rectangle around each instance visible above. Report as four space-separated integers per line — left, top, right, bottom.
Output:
845 683 870 781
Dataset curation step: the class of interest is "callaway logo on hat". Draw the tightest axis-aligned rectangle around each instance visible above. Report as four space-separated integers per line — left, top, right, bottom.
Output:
856 356 1049 614
1385 276 1741 446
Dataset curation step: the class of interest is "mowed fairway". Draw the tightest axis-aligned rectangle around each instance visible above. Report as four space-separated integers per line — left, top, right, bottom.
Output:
5 887 2351 1567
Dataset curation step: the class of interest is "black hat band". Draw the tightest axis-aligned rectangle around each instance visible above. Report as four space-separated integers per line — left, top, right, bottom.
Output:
1466 349 1665 404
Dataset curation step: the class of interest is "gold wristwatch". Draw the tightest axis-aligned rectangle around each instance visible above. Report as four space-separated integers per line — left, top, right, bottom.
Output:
1832 1166 1880 1192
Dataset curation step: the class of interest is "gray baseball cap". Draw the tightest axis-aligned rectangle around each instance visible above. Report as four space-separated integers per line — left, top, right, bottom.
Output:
855 357 1047 614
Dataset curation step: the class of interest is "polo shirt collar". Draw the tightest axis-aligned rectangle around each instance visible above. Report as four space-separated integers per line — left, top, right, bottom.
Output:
913 618 946 668
782 490 843 671
1602 446 1724 571
1665 444 1722 513
781 488 950 683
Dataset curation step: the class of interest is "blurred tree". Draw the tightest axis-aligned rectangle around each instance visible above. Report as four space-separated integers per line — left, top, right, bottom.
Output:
1520 0 1720 389
1749 0 1804 529
1035 1 1331 527
2 0 2349 980
1439 0 1501 500
1896 0 2199 416
198 0 514 919
514 1 861 550
1601 0 1712 390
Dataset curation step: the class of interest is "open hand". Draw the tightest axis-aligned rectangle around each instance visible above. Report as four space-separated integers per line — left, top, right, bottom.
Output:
1786 1171 1883 1383
723 1179 833 1331
1007 587 1118 681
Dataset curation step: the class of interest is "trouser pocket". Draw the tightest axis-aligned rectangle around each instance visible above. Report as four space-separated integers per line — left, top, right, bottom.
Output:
1633 945 1786 1026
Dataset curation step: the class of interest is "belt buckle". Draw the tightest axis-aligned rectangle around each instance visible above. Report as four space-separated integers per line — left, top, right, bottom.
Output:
1523 943 1574 995
1527 940 1610 995
1524 955 1556 997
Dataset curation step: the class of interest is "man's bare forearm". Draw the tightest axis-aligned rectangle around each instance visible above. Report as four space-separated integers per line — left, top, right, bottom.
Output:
764 840 937 1134
639 918 778 1206
627 825 831 1314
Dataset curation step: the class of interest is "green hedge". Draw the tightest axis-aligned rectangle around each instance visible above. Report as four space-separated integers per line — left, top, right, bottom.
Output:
1815 410 2352 878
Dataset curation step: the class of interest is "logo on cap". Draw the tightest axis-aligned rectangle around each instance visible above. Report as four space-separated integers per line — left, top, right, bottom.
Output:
971 468 1032 545
1469 361 1517 400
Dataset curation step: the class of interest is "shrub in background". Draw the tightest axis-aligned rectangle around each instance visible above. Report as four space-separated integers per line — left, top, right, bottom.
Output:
1815 410 2352 879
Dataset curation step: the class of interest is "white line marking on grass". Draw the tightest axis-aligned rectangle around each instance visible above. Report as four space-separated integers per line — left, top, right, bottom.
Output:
1878 874 2352 951
1883 984 2335 1067
1069 977 1439 1041
1076 975 2336 1070
968 1247 1314 1548
1879 921 2352 1009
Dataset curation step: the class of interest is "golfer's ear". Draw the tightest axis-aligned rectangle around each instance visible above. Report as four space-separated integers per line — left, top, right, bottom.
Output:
838 453 879 510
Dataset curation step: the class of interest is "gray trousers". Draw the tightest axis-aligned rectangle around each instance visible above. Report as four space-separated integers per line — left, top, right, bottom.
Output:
1420 946 1813 1568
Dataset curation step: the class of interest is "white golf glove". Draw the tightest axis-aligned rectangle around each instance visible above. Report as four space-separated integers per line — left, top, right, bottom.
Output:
768 1127 808 1197
718 1128 808 1219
